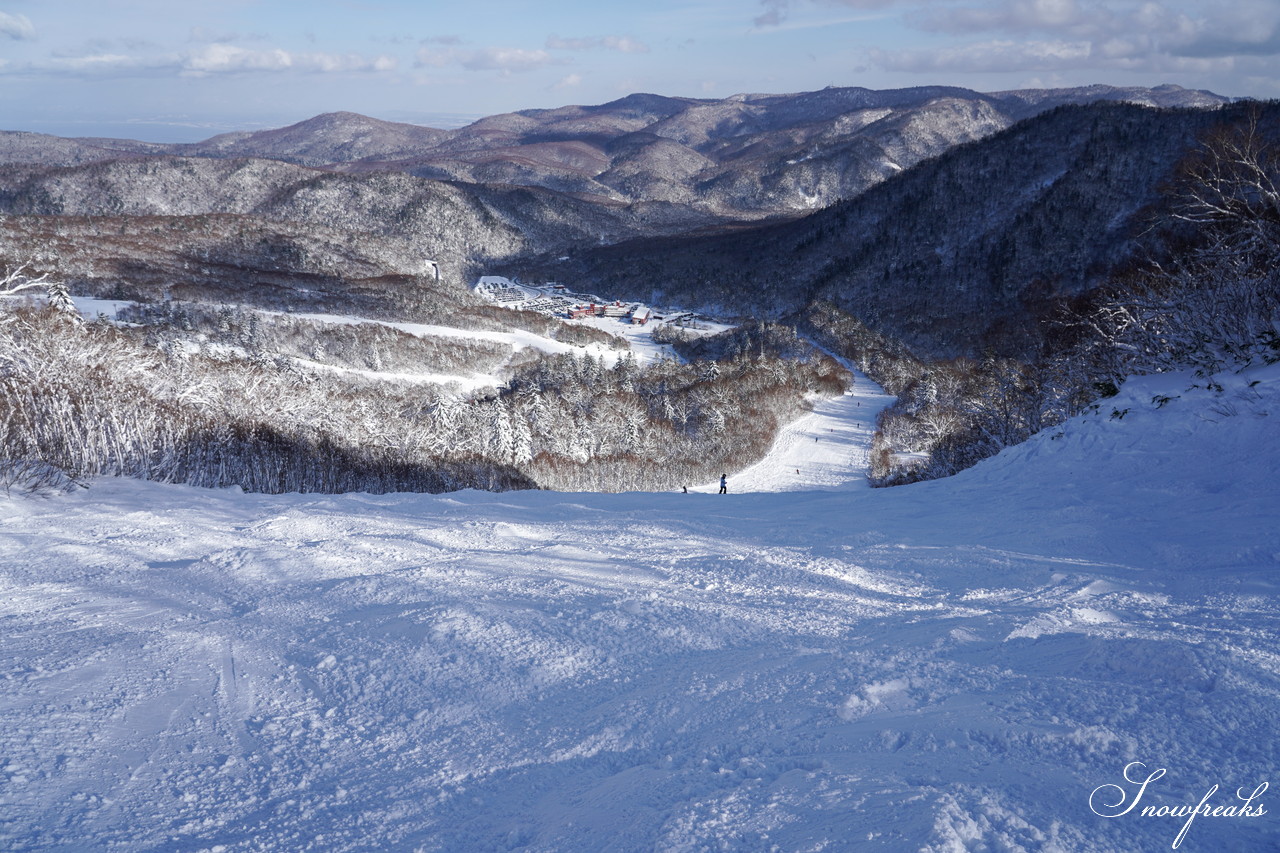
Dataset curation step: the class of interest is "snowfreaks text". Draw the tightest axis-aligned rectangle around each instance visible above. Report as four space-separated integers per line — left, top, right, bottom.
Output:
1089 761 1268 849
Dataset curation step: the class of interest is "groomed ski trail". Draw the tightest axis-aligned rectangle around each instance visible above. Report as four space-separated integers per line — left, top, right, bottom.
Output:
697 368 892 493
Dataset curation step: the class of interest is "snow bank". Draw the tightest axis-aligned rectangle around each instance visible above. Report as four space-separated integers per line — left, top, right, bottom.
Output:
0 365 1276 851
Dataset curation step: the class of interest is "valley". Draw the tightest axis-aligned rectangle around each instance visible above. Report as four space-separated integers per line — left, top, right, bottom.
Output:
2 84 1275 496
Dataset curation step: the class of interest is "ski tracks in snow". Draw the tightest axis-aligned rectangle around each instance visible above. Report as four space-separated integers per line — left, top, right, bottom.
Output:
698 369 893 494
3 467 1278 850
2 366 1279 850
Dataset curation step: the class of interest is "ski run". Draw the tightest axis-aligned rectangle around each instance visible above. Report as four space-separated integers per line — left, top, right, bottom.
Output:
2 362 1278 851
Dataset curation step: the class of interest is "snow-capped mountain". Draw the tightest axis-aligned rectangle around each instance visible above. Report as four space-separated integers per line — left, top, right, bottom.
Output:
0 83 1228 220
534 99 1276 360
0 85 1237 348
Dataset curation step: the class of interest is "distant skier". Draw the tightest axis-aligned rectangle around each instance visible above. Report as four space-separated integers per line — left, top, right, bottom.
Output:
719 474 727 495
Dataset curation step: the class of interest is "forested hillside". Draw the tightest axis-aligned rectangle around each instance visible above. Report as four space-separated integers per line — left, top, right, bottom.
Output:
2 89 1273 497
528 101 1276 360
0 279 848 496
0 83 1225 222
0 159 660 287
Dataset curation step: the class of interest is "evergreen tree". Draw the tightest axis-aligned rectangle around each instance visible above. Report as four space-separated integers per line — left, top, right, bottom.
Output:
46 279 82 325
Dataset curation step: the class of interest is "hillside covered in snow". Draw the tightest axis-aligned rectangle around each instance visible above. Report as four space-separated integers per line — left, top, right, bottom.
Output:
2 361 1276 851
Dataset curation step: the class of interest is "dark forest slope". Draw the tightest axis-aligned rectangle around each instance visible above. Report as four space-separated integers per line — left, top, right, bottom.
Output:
517 102 1272 357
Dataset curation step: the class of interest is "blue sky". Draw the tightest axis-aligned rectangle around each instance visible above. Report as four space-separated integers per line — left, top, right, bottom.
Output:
2 0 1278 141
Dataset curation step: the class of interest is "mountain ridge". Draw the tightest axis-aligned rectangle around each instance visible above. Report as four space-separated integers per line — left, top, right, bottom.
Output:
0 83 1244 361
511 99 1275 359
0 83 1230 221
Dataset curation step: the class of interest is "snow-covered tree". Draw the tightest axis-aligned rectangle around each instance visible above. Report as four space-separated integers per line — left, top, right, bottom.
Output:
46 278 82 324
0 264 50 298
1086 108 1280 374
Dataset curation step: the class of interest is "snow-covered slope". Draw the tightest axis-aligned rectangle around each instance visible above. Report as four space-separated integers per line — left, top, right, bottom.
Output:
1 365 1277 851
698 373 892 493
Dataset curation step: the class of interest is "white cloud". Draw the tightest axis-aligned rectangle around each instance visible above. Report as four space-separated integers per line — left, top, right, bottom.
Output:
552 73 584 90
754 0 897 28
913 0 1280 58
4 44 397 78
601 35 650 53
1168 0 1280 58
872 39 1094 73
461 47 557 71
725 0 1265 77
184 44 292 73
0 11 34 40
181 44 397 76
546 35 650 54
915 0 1095 34
48 53 148 73
876 0 1280 79
415 45 565 73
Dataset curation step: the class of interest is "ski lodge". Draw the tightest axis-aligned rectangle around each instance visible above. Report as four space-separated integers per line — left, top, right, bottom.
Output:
566 300 651 324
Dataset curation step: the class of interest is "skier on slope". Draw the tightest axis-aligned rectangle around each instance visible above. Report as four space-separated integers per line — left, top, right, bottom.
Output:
719 474 727 494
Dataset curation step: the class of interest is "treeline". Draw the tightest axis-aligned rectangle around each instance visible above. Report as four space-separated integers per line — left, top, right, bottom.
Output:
503 336 850 490
0 296 847 495
118 301 517 379
0 306 533 495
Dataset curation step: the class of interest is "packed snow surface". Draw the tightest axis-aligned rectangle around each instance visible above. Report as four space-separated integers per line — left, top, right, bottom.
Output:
702 376 891 493
2 365 1278 851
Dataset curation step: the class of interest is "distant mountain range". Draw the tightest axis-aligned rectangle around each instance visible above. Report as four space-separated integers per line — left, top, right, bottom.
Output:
0 83 1243 355
0 83 1228 221
508 99 1277 358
